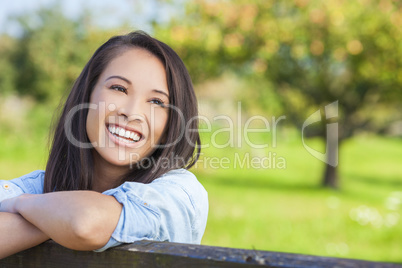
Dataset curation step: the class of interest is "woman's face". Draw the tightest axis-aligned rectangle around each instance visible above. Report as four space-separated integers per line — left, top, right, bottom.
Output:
86 48 169 171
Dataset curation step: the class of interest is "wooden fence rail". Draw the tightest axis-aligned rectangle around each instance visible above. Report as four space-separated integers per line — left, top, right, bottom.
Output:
1 240 400 268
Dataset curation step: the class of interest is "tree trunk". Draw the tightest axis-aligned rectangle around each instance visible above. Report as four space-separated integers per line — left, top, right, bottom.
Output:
322 163 338 188
321 122 339 188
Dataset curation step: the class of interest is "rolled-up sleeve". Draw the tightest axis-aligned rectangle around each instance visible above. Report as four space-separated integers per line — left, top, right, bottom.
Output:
0 170 44 202
94 169 208 252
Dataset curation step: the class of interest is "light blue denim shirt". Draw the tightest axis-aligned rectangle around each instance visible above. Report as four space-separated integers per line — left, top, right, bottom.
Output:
0 169 208 252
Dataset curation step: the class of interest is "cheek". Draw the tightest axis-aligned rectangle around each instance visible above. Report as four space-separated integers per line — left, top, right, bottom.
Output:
86 108 101 141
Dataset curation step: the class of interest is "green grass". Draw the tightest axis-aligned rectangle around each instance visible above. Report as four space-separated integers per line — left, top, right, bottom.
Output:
191 131 402 263
1 104 401 263
0 104 50 179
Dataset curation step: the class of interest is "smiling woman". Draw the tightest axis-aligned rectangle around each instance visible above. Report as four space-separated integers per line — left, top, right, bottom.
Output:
86 48 170 192
0 31 208 258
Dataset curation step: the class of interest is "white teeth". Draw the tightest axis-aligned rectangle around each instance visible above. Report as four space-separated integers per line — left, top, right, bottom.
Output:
108 125 141 143
119 128 125 137
133 133 140 141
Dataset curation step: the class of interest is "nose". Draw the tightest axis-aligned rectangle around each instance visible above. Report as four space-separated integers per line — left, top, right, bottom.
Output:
117 99 146 123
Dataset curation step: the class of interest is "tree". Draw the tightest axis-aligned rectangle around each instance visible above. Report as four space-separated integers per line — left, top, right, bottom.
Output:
4 5 116 104
0 35 17 96
156 0 402 188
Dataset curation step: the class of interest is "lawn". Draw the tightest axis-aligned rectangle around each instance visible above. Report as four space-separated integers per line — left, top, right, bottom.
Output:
194 130 402 263
1 104 401 263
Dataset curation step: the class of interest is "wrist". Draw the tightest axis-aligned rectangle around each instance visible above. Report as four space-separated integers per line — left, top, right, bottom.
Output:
14 194 33 214
0 195 22 213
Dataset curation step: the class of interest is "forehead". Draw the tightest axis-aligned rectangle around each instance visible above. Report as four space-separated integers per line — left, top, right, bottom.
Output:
98 48 168 93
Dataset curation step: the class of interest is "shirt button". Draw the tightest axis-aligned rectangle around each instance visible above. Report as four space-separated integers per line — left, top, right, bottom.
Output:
3 184 10 190
144 203 148 206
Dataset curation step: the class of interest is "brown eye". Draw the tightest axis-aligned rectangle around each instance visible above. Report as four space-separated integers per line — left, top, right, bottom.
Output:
150 98 165 107
110 85 127 94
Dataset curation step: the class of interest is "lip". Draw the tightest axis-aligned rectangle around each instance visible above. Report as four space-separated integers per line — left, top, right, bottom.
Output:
105 123 146 148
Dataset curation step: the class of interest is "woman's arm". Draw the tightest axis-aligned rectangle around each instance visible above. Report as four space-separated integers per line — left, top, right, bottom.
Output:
0 212 49 259
1 192 122 251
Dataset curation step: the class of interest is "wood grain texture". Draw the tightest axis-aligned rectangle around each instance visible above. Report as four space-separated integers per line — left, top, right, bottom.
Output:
1 240 400 268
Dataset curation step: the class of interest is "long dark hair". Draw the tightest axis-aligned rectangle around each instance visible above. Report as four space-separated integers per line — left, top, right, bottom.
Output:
44 31 200 193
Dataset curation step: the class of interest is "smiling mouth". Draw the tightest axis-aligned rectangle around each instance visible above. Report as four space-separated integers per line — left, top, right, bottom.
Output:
107 124 142 143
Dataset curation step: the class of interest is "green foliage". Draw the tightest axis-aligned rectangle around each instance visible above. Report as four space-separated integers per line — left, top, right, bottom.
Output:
6 8 81 102
0 35 17 96
155 0 402 138
0 6 118 103
0 42 17 95
155 0 402 188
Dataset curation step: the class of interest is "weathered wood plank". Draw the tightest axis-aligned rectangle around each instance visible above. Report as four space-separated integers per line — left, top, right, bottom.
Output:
1 240 400 268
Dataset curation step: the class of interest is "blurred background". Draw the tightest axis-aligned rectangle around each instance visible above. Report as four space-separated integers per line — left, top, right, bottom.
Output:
0 0 401 263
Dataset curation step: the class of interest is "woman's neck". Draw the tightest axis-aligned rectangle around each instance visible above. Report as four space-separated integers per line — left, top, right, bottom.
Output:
91 152 130 193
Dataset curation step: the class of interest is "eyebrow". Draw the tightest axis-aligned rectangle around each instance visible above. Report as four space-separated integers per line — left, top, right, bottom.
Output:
153 89 169 99
105 75 132 85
